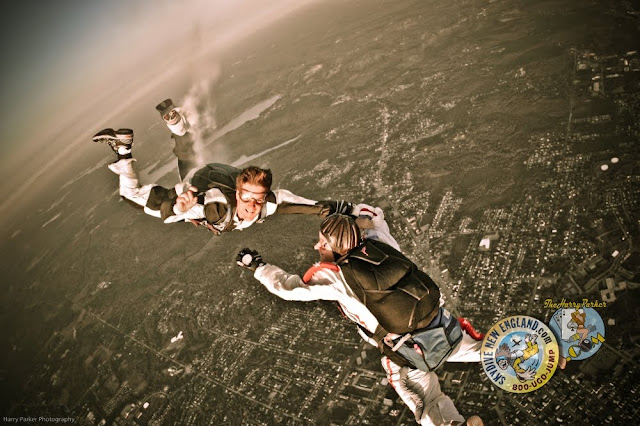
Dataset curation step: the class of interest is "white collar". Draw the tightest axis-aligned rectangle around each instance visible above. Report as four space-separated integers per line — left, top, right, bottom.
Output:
232 211 260 230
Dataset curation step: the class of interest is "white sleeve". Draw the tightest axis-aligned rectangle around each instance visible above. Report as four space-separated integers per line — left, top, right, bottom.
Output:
174 182 191 196
357 327 379 347
353 204 400 251
255 263 383 334
203 188 227 204
165 203 206 222
273 189 317 205
254 264 341 302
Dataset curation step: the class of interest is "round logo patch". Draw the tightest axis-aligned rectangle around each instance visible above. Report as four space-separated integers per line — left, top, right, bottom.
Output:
548 307 605 362
481 316 559 393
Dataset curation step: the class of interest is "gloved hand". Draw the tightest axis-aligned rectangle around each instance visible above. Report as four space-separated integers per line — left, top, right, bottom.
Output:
329 200 355 216
353 204 382 219
353 204 381 229
236 248 265 271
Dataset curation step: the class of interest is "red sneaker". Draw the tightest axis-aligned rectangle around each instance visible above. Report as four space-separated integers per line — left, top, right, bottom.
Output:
458 317 485 341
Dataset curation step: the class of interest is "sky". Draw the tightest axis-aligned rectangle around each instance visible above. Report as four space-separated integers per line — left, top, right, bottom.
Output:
0 0 321 218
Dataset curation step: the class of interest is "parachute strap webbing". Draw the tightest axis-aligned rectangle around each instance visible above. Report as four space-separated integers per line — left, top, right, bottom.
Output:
302 262 340 284
359 324 412 367
357 324 386 346
391 333 413 352
373 325 389 347
217 206 235 232
361 324 393 352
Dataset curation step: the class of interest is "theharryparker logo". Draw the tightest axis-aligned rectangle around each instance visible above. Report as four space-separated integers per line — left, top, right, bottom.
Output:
481 316 559 393
548 307 605 362
543 298 606 309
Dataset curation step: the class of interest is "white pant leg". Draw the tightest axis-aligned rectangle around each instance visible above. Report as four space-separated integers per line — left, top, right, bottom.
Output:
120 183 153 208
381 357 465 426
109 159 142 202
123 183 164 218
109 159 160 218
447 331 482 363
120 182 161 218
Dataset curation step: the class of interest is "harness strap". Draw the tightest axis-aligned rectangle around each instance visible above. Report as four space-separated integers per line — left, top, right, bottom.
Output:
373 325 389 346
444 314 459 344
216 206 235 231
391 334 413 352
359 324 412 367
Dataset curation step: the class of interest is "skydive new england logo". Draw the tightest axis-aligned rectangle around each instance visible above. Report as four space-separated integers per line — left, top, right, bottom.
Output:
481 316 559 393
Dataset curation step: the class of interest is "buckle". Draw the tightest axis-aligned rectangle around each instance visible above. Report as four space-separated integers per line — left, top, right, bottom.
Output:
391 333 412 352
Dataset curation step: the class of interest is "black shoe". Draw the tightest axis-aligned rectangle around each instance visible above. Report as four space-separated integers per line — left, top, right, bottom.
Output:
92 128 117 143
93 128 133 157
155 98 175 116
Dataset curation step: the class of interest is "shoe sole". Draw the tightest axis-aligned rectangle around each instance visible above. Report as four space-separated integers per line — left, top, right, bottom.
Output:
92 128 117 142
466 416 484 426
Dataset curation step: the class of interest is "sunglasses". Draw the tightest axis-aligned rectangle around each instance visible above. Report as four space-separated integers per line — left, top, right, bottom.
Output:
237 190 267 205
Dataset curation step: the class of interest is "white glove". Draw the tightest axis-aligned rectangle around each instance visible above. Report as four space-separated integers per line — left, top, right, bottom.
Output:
353 204 384 221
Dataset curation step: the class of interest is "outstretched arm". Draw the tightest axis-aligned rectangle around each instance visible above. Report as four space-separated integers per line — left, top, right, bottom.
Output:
236 249 341 302
255 264 325 301
353 204 401 251
272 189 355 217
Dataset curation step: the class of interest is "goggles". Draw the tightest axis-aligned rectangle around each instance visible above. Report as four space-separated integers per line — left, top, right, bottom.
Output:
237 190 267 205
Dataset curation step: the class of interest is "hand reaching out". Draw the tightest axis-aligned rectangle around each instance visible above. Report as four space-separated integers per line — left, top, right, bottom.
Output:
175 186 198 213
236 248 266 271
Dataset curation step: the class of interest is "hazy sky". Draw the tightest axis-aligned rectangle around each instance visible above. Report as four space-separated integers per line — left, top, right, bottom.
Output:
0 0 321 216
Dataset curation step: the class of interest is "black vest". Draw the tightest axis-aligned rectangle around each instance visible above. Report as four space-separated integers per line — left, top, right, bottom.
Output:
338 240 441 335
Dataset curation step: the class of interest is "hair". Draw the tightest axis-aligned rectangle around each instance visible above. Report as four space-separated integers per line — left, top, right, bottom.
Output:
236 166 272 191
320 214 362 256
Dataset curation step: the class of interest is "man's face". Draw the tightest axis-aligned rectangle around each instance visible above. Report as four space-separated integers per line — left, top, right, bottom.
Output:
235 183 267 221
314 232 335 262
